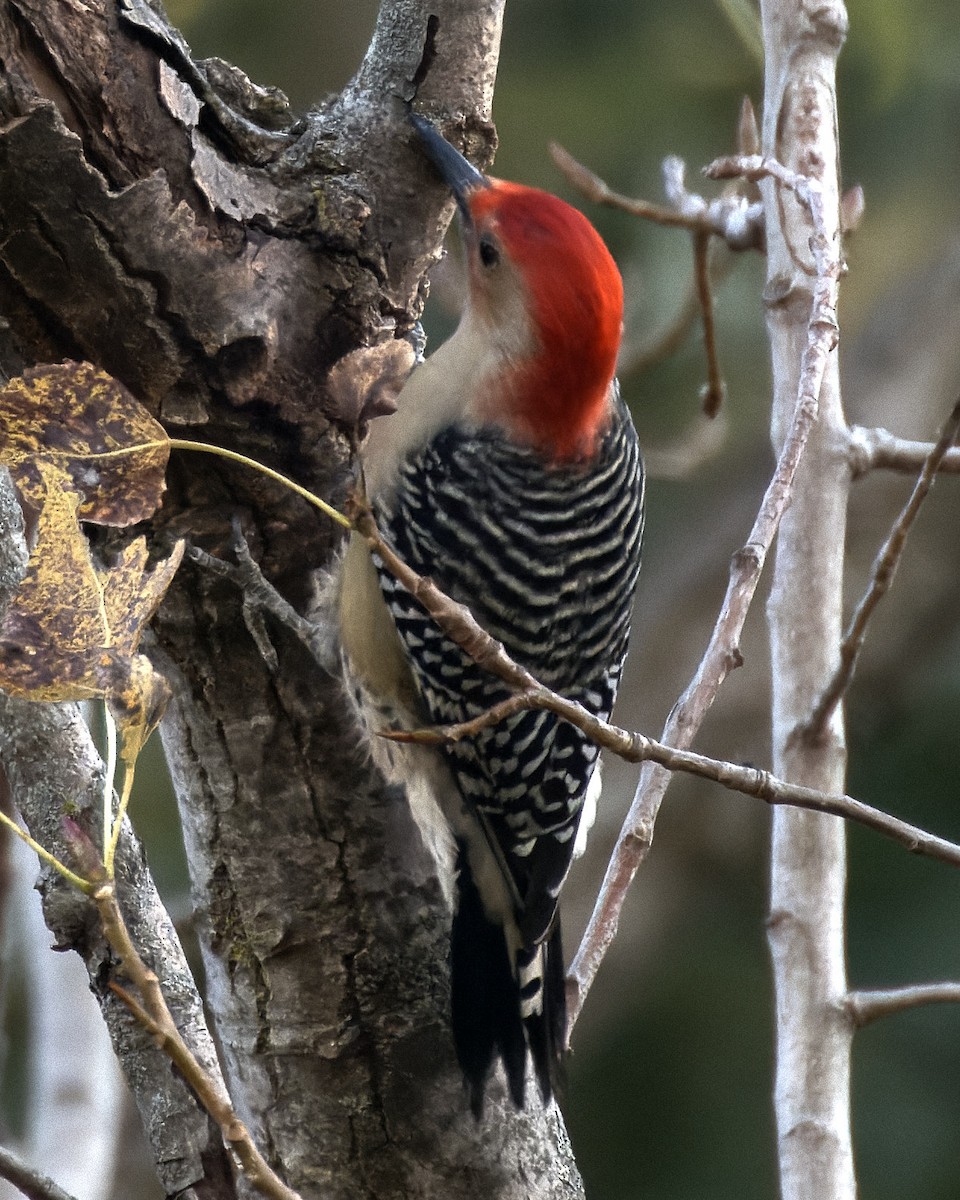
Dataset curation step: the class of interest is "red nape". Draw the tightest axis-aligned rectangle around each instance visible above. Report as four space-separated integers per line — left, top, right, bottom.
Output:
470 181 624 461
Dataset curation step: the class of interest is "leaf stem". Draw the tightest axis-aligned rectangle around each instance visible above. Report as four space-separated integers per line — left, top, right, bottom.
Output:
101 701 117 870
104 756 134 878
0 809 94 894
168 439 351 528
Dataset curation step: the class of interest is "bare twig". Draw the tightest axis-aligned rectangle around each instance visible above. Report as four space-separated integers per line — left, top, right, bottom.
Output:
692 228 726 415
568 151 843 1033
550 142 764 249
550 142 705 230
847 983 960 1028
394 697 960 867
847 424 960 478
0 1147 80 1200
92 884 302 1200
802 395 960 740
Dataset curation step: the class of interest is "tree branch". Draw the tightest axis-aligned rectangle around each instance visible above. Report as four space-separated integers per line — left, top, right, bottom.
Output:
691 227 726 416
757 3 853 1197
847 424 960 477
93 884 301 1200
0 1147 80 1200
0 472 230 1197
802 395 960 740
550 142 764 248
847 983 960 1028
389 685 960 870
566 140 843 1026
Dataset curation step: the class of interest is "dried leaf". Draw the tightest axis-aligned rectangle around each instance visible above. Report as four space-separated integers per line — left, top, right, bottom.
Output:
100 536 184 659
0 460 183 747
0 361 169 526
0 462 112 696
101 653 174 765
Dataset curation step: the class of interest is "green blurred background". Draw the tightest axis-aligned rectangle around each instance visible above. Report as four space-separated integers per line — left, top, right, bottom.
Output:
21 1 960 1195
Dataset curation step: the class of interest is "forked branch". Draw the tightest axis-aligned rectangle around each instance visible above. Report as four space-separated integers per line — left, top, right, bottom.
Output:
801 394 960 741
390 685 960 870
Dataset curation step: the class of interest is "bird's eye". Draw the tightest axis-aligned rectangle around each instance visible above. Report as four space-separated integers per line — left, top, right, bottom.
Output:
478 234 501 268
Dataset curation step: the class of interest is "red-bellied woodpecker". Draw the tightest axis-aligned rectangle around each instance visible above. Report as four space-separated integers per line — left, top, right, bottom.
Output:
340 114 644 1114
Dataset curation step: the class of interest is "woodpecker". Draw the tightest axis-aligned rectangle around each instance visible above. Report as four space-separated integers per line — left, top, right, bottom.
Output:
340 114 644 1113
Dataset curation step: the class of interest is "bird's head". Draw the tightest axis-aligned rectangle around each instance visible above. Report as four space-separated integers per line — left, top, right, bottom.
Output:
410 114 623 462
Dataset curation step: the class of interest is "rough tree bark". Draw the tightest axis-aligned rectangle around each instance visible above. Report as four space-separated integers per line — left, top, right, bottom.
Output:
0 1 583 1196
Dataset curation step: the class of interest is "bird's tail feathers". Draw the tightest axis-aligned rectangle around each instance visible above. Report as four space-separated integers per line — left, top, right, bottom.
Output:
450 843 567 1116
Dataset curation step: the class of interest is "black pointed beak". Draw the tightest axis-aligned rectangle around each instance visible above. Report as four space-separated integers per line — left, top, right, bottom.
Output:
408 112 490 223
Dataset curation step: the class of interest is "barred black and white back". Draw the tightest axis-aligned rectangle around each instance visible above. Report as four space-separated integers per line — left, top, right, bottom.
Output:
373 387 644 1112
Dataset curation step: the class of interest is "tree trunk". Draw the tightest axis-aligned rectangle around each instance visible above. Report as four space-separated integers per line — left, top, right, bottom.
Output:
760 2 856 1197
0 1 583 1194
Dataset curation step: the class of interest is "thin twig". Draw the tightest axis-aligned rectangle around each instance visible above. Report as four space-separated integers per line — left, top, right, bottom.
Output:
550 142 708 230
802 395 960 741
93 883 303 1200
550 142 764 251
847 424 960 478
847 983 960 1028
0 1147 80 1200
692 228 726 416
567 152 843 1034
390 695 960 869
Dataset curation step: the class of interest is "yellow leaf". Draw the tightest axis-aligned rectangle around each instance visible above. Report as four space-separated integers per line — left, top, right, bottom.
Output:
103 655 173 767
0 461 183 745
0 361 169 526
99 537 184 660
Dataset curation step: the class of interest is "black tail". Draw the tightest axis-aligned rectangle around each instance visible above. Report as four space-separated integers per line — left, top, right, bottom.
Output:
450 847 567 1116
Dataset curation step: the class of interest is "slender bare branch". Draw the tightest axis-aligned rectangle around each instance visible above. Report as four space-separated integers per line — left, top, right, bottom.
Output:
568 149 843 1033
692 228 726 415
0 1147 80 1200
847 983 960 1028
847 424 960 478
802 395 960 740
550 142 764 249
389 687 960 869
92 883 303 1200
550 142 706 230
